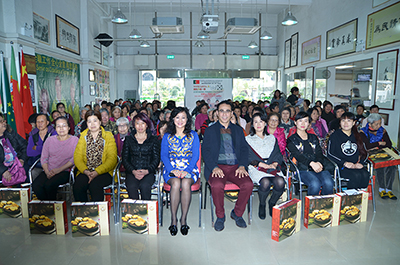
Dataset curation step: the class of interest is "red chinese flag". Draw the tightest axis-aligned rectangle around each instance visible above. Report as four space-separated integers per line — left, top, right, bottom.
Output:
20 49 34 134
10 46 25 138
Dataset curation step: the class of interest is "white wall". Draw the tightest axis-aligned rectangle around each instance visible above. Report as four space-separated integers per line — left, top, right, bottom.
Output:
278 0 400 146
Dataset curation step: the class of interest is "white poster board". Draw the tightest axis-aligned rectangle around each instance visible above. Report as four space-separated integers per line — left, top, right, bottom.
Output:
185 79 233 112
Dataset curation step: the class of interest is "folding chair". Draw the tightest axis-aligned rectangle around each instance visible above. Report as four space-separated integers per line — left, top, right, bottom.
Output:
159 147 202 227
28 158 75 202
103 156 122 224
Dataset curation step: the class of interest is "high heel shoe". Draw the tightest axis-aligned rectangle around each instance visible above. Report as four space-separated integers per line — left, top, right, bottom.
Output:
180 225 190 236
168 225 178 236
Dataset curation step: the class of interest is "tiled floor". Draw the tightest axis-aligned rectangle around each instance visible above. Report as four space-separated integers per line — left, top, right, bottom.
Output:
1 178 399 265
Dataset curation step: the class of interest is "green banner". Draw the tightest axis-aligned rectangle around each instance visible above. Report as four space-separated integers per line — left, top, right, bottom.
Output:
35 53 80 123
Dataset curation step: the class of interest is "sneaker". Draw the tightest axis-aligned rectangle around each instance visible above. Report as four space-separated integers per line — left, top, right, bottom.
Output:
379 190 389 199
387 191 397 200
230 209 247 228
214 215 225 232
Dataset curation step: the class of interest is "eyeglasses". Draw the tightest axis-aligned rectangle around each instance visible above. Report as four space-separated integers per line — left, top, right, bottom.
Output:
56 124 68 129
218 110 231 114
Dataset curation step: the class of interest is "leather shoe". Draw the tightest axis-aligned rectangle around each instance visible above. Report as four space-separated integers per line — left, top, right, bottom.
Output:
230 209 247 228
214 215 225 232
180 225 190 235
168 225 178 236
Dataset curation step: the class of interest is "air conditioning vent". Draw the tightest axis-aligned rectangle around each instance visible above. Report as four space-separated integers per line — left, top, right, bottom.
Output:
224 18 261 35
150 17 184 34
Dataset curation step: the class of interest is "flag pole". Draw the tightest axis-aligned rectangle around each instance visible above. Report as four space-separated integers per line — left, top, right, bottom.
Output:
0 51 6 114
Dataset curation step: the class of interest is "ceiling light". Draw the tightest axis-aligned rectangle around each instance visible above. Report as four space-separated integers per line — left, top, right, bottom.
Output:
197 30 210 39
282 11 298 26
248 40 258 49
112 9 128 24
140 41 150 48
260 30 272 40
129 28 142 39
194 41 204 47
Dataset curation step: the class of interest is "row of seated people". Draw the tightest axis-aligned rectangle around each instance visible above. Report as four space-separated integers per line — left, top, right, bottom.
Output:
0 99 395 236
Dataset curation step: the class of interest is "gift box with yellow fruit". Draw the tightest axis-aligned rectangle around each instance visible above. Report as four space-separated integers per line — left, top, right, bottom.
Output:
271 199 301 242
304 195 340 229
336 190 368 225
71 202 109 236
120 199 159 235
0 188 29 218
28 201 68 235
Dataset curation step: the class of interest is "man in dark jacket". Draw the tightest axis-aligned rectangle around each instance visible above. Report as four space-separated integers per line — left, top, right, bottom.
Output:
202 100 253 232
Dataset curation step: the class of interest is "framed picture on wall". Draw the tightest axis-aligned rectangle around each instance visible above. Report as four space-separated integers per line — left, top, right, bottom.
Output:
366 2 400 49
290 33 298 67
89 85 95 96
374 49 398 110
302 36 321 65
326 19 357 59
93 46 101 64
284 39 291 69
33 12 50 45
373 0 389 8
56 15 80 55
380 113 389 125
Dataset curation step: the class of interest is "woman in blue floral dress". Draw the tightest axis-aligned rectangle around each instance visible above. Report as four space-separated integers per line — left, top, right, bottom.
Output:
161 107 200 236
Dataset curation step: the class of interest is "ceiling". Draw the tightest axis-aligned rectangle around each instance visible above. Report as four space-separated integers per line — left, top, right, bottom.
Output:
93 0 312 15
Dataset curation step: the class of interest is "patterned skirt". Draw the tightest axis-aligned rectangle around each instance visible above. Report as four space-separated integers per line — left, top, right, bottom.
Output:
163 158 199 183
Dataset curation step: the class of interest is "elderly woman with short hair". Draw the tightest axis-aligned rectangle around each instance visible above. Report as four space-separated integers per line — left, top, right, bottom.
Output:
115 117 130 157
360 113 397 200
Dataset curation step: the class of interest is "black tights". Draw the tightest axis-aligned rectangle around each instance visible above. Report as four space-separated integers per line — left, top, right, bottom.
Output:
168 178 194 226
258 176 286 205
259 176 285 193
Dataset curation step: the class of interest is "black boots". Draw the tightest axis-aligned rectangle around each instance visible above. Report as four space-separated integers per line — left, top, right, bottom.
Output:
258 190 269 220
268 190 283 217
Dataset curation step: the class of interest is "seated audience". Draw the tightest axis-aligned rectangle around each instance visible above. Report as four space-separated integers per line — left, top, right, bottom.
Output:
202 101 253 231
0 113 29 183
327 112 369 190
321 101 335 125
100 108 118 135
57 102 75 135
27 113 57 167
122 113 160 200
32 117 78 200
75 107 88 137
246 113 285 219
110 106 122 122
360 113 396 199
328 105 345 131
287 86 300 106
279 107 295 138
287 112 334 195
267 113 286 155
161 107 200 236
309 107 327 139
73 110 118 202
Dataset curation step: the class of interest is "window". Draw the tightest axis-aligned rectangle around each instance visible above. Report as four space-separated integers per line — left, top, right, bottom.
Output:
232 71 276 102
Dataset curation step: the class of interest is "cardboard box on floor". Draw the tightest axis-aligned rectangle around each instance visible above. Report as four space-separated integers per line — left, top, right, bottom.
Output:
120 199 159 235
71 202 109 236
28 201 68 235
271 199 301 242
0 188 29 218
336 190 368 225
304 194 340 229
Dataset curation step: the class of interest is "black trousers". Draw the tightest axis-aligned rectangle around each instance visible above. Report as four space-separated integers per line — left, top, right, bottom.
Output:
32 171 70 200
73 173 112 202
125 172 155 200
376 166 396 190
339 167 370 189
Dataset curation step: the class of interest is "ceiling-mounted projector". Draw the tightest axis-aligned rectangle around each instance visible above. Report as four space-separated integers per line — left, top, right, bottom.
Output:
201 15 219 33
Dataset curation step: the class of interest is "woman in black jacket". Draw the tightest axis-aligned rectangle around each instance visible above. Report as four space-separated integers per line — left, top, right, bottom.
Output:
0 113 29 183
122 113 160 200
327 112 369 190
287 112 334 195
